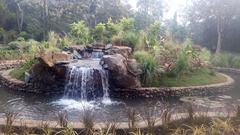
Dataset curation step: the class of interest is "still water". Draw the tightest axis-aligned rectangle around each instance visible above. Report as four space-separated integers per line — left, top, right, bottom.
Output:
0 71 239 122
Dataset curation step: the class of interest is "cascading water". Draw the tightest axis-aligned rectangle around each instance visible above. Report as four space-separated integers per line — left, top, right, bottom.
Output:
91 51 104 59
64 59 110 101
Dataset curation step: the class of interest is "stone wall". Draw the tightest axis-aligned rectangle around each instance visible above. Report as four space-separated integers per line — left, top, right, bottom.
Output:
110 73 234 99
0 61 236 98
0 60 24 70
0 60 63 94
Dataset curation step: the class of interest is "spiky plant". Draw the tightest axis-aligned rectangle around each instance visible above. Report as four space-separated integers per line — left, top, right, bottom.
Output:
126 108 139 132
55 127 78 135
82 109 95 135
57 111 68 128
210 118 235 135
185 124 207 135
3 111 18 135
41 122 54 135
129 128 148 135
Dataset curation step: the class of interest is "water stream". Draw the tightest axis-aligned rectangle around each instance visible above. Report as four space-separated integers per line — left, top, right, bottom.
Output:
64 66 109 101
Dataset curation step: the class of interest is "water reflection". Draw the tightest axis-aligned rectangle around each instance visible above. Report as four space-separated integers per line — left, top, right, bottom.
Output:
0 71 239 122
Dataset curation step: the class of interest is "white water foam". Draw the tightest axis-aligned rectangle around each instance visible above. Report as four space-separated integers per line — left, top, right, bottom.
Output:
52 99 96 110
52 98 123 111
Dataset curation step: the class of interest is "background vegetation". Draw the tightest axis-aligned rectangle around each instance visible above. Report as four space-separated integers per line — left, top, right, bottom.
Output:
0 0 237 86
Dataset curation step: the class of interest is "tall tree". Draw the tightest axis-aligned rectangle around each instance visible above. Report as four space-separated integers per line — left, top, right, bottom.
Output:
135 0 163 30
187 0 239 53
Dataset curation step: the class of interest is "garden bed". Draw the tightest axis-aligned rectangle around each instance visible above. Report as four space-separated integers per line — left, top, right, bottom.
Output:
112 73 234 99
160 70 227 87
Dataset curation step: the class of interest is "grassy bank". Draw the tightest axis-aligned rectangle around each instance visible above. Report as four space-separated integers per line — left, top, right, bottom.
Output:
9 59 36 81
212 52 240 69
160 69 227 87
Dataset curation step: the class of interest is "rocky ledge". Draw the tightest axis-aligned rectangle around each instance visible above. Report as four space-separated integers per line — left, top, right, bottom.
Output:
111 73 234 99
28 44 141 92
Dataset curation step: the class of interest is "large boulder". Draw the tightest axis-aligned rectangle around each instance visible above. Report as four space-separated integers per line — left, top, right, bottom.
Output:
127 59 141 76
101 54 141 89
39 50 72 67
108 46 132 58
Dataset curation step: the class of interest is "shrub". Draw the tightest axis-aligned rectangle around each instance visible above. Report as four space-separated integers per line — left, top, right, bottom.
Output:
111 35 123 46
118 17 135 32
27 39 41 56
135 31 147 51
16 37 25 42
122 32 139 49
0 27 4 42
168 48 189 77
93 23 106 43
19 31 31 40
7 41 22 50
59 35 73 49
154 41 179 72
134 51 158 86
105 18 121 43
43 31 61 51
10 59 37 81
199 48 211 66
70 21 91 45
0 49 21 60
146 21 165 48
211 53 240 68
171 40 196 77
47 31 58 48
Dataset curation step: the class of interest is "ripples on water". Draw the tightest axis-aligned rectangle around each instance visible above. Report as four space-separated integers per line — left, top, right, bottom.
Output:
0 72 239 122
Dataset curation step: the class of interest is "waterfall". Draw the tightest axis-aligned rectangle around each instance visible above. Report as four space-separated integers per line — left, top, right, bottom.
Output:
64 64 109 101
91 51 104 59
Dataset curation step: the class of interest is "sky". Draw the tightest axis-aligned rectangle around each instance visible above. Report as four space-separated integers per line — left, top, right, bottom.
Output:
127 0 187 19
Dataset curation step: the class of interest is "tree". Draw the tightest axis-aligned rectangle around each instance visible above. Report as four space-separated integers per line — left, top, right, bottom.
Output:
187 0 240 53
165 13 187 43
135 0 164 30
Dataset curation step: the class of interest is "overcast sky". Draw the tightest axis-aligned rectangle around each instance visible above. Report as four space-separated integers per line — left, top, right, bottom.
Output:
127 0 187 19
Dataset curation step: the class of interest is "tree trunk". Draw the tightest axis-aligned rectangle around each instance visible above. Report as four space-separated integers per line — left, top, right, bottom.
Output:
17 3 23 33
215 18 222 54
43 0 49 40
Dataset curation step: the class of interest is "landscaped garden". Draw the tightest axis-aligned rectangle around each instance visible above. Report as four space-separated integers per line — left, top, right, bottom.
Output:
0 0 240 135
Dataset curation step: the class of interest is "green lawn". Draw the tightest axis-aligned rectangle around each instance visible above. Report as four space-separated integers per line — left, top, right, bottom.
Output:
159 70 227 87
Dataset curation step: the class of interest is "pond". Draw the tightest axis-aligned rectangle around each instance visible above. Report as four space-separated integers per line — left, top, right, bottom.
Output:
0 71 239 122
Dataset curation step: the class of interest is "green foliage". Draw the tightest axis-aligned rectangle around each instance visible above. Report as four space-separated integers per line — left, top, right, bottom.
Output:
167 41 192 77
146 21 165 48
212 53 240 69
59 35 73 49
43 31 61 51
111 35 123 46
118 18 135 32
47 31 58 48
0 27 5 42
111 32 139 49
199 48 211 65
70 21 91 45
10 59 37 81
0 49 21 60
7 41 22 50
161 69 225 87
170 49 189 77
122 32 139 49
93 23 106 43
27 39 41 56
134 51 158 86
105 18 121 43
